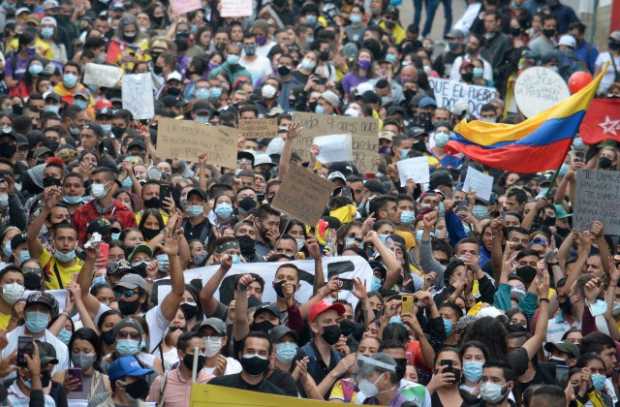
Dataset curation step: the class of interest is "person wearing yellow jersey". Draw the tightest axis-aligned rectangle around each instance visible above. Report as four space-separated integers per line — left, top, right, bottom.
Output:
0 265 25 330
134 180 172 226
52 62 92 107
27 186 83 290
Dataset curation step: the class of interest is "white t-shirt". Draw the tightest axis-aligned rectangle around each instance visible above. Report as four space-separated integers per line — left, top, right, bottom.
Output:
240 56 273 86
203 356 242 376
449 55 494 83
595 52 620 94
7 382 56 407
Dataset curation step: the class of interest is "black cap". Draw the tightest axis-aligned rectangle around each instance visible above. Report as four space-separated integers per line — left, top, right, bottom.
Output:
127 138 145 151
10 233 27 251
269 325 297 343
187 188 206 201
26 292 57 314
87 218 111 236
254 303 282 321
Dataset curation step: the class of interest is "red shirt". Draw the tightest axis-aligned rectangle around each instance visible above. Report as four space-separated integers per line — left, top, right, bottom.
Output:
72 199 137 243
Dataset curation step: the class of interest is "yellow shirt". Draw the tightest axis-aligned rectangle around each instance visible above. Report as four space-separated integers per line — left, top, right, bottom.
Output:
135 209 170 226
39 248 84 290
8 37 53 60
0 312 11 330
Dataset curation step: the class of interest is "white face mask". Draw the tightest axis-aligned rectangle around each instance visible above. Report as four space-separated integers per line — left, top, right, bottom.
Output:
2 282 24 305
204 336 222 357
91 182 107 199
261 84 277 99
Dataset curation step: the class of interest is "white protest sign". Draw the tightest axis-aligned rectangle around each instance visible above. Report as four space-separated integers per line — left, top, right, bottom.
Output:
220 0 252 17
462 166 494 202
514 67 570 118
314 134 353 164
574 169 620 235
171 0 201 14
429 77 498 117
122 73 154 120
397 157 430 187
154 256 374 310
83 63 123 88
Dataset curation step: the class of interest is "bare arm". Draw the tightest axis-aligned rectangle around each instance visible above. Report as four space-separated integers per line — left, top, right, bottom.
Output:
604 263 620 340
591 221 610 276
277 122 302 180
197 153 209 193
560 232 591 297
521 199 546 231
307 238 324 295
557 231 576 272
366 231 402 289
27 187 61 260
78 249 103 316
232 273 251 340
199 257 232 316
489 219 505 281
158 217 185 321
522 262 550 360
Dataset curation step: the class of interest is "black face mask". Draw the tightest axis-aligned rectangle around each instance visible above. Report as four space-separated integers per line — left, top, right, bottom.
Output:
542 216 556 227
599 156 613 169
182 353 206 371
124 378 150 400
321 324 341 345
515 265 537 285
40 370 52 387
319 50 330 61
111 126 124 138
23 272 42 290
118 299 141 315
461 72 473 82
130 262 148 277
175 33 190 52
143 197 161 209
543 28 556 38
393 358 407 380
277 65 291 76
153 65 163 75
273 280 285 298
250 320 275 334
102 329 116 345
44 139 59 151
180 302 199 320
507 323 528 333
238 197 257 212
141 227 160 241
339 318 359 337
0 143 16 158
240 355 269 375
238 235 256 257
609 40 620 51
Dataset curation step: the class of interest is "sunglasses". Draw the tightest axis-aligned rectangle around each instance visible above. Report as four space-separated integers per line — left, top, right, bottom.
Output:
114 287 139 298
116 330 141 340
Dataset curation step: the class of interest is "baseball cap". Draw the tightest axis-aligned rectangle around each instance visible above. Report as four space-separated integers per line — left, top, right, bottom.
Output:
254 303 282 321
418 96 437 108
308 300 345 322
558 34 576 48
320 90 341 109
199 317 227 335
187 188 206 201
253 152 273 167
166 71 182 82
127 138 145 151
446 29 465 39
115 273 148 291
108 356 153 381
128 244 154 263
26 292 56 312
544 341 579 358
328 171 347 183
37 341 59 365
378 130 395 141
269 325 297 343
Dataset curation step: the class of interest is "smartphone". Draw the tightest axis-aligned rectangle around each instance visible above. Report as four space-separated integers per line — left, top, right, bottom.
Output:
67 367 83 392
401 294 414 315
555 364 569 385
439 359 458 383
160 184 170 200
43 177 61 187
17 336 34 367
337 278 354 291
574 150 586 163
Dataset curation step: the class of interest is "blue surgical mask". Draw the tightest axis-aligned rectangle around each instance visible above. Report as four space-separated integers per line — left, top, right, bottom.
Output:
101 124 112 134
400 148 410 158
472 204 488 219
74 99 87 110
400 210 415 224
443 318 453 336
591 373 607 391
63 195 83 205
305 14 317 25
29 63 43 76
187 204 204 217
434 131 451 147
41 26 54 39
226 54 240 65
371 275 383 291
58 328 72 345
54 249 76 263
389 315 404 326
92 275 107 286
480 382 505 403
3 241 12 258
209 87 222 99
386 53 398 64
344 236 359 249
121 177 133 189
473 66 484 78
195 88 210 100
231 254 241 264
350 14 362 23
315 104 325 114
25 310 50 333
18 250 30 264
275 342 298 362
63 73 78 88
378 233 391 244
214 202 233 219
116 338 141 355
0 193 8 208
111 232 121 241
463 360 484 382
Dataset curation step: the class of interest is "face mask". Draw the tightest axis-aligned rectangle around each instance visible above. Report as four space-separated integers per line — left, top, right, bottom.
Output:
231 254 241 264
340 319 359 337
2 241 11 257
124 378 150 400
100 124 112 134
116 338 141 355
25 310 50 333
543 28 556 37
511 287 526 300
0 192 8 208
358 59 372 70
400 210 415 224
472 204 489 219
241 354 270 375
58 328 72 345
111 126 124 138
321 324 341 345
473 67 484 78
344 236 360 249
2 282 24 304
250 320 275 333
118 299 141 315
371 275 383 291
29 63 43 76
18 250 30 264
378 233 391 244
74 99 87 110
102 330 115 345
91 183 107 199
214 202 233 219
463 360 484 382
358 375 382 397
131 261 149 276
226 54 240 65
244 44 256 56
609 40 620 51
210 87 222 99
238 236 256 257
349 13 362 23
63 195 83 205
54 249 76 263
195 88 210 100
72 352 96 369
480 381 506 403
301 58 316 70
295 238 305 251
238 197 257 212
389 315 404 326
93 275 107 286
261 84 277 99
315 104 325 114
591 373 607 391
204 336 222 357
275 342 298 363
599 156 613 169
63 73 78 88
435 131 451 147
443 318 453 336
277 65 291 76
193 252 207 265
183 353 206 371
187 204 204 217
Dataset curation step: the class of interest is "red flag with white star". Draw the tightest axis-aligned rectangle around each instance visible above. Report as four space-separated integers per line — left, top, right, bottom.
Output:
580 99 620 144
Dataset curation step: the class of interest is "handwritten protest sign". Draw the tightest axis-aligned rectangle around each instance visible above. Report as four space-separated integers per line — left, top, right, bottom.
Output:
462 166 494 202
83 63 123 88
156 118 238 168
122 73 154 120
574 169 620 235
515 67 570 118
171 0 201 14
220 0 252 17
429 78 498 117
397 157 430 187
314 134 353 164
272 164 334 226
239 118 278 139
292 112 379 173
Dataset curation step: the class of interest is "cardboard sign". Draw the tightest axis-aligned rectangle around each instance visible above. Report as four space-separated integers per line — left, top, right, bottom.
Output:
156 118 239 167
171 0 201 14
463 166 494 202
239 118 278 139
292 112 379 173
314 134 353 164
220 0 252 17
515 67 570 118
271 164 334 226
83 63 123 88
574 169 620 235
122 73 154 120
397 157 430 187
429 77 498 117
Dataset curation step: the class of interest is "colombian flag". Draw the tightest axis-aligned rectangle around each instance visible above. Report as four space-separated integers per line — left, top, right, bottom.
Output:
445 67 606 173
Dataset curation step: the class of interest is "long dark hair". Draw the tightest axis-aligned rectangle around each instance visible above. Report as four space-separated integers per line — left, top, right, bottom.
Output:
461 317 508 361
69 327 103 369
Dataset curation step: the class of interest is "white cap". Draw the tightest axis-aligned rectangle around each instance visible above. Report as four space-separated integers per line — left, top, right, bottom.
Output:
166 71 182 82
265 137 284 156
253 152 273 167
41 16 57 27
558 34 576 48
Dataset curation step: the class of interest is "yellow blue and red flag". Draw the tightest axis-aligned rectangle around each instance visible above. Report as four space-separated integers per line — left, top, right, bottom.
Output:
445 67 606 173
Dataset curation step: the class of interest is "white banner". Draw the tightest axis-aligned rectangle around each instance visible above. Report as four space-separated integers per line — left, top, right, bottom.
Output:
429 77 498 117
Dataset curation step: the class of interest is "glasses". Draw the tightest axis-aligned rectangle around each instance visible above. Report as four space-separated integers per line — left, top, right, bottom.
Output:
531 237 548 246
114 288 138 298
116 330 141 340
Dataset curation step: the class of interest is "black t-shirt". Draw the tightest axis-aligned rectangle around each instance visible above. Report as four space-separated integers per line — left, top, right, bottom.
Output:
267 369 299 397
513 362 558 405
208 373 286 396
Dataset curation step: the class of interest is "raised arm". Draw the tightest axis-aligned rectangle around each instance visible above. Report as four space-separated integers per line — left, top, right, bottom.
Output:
521 261 550 360
199 256 232 316
158 216 185 321
27 187 61 260
277 122 302 180
306 237 325 295
591 221 610 276
366 231 402 289
232 274 251 341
